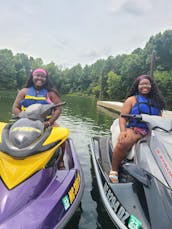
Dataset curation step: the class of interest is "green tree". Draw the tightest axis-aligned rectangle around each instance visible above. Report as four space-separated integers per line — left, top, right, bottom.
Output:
30 57 44 70
154 70 172 106
14 53 31 88
44 62 62 91
0 49 16 89
107 71 121 100
144 30 172 71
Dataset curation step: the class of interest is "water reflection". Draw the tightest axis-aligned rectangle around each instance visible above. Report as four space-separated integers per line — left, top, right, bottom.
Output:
59 96 117 229
64 204 83 229
97 105 119 119
62 95 116 133
0 98 14 122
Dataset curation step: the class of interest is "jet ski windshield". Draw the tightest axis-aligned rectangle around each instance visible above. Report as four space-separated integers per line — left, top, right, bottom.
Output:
0 118 51 158
0 102 66 158
9 118 44 149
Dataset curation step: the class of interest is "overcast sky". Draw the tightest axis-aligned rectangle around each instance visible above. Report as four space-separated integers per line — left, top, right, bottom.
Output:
0 0 172 68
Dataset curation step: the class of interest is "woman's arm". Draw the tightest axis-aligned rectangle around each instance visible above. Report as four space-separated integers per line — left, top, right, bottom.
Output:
119 97 134 130
12 88 27 115
46 91 62 126
118 96 134 143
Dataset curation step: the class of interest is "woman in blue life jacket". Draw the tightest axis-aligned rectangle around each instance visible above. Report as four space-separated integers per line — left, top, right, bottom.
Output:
12 68 65 169
109 75 166 183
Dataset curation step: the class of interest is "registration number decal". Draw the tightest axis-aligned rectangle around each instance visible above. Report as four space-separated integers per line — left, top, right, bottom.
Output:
62 172 81 210
104 182 130 224
128 214 142 229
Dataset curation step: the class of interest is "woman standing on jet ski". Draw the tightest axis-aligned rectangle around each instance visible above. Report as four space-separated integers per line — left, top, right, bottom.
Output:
12 68 66 169
109 75 166 183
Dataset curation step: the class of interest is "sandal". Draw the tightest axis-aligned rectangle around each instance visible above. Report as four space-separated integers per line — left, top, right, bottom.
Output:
109 171 119 183
58 161 65 170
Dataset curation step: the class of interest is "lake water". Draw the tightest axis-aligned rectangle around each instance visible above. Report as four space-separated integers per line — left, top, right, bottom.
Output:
0 94 119 229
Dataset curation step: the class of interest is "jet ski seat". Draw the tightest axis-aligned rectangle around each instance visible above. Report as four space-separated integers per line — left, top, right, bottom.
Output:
110 119 135 160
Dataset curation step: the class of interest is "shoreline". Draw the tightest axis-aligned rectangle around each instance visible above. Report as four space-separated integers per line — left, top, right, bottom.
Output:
97 101 172 118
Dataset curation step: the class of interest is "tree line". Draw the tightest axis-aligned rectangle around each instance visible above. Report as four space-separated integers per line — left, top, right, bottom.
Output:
0 30 172 107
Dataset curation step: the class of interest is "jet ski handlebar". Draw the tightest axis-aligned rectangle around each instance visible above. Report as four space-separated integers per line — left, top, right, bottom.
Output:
121 114 142 121
121 114 172 132
12 102 66 121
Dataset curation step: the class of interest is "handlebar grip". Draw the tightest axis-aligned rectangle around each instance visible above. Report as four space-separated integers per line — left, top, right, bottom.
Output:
121 114 142 120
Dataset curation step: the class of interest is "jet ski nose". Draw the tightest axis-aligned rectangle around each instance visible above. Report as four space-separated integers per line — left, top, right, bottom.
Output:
9 118 44 149
10 132 41 149
11 134 25 148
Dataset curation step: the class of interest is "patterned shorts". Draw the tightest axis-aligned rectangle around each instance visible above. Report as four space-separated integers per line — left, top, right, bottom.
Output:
132 127 149 136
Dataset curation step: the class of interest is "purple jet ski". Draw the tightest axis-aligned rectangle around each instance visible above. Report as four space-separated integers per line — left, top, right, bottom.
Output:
0 103 84 229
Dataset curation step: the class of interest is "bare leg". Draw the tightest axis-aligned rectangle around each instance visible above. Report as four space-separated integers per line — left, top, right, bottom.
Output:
52 122 66 169
111 128 141 174
58 142 66 169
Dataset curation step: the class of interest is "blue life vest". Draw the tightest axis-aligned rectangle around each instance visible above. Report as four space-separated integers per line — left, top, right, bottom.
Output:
20 86 50 111
127 95 160 129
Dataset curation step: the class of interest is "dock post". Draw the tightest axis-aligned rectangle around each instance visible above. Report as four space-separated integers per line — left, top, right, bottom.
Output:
150 50 156 78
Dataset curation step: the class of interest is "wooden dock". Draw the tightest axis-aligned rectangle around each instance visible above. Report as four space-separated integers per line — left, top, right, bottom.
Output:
97 101 172 118
97 101 122 113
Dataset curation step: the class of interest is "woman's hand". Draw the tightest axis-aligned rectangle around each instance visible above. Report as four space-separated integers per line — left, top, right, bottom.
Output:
118 130 127 143
44 121 51 128
12 88 27 115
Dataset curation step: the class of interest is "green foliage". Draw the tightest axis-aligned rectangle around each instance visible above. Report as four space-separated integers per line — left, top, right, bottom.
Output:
0 30 172 109
30 57 44 70
144 30 172 71
0 49 16 89
43 62 62 90
107 71 121 100
154 70 172 105
14 53 31 88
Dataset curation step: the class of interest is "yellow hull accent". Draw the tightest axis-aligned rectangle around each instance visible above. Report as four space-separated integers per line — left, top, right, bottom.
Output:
43 127 70 145
0 125 69 189
0 122 7 143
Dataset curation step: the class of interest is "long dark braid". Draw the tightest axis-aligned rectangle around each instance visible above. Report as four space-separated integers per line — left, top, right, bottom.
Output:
126 75 166 111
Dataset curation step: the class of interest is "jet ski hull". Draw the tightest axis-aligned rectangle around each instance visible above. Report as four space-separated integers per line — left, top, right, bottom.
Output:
90 115 172 229
0 138 84 229
90 137 151 229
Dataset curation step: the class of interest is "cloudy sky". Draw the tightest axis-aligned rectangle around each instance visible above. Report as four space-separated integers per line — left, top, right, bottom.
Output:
0 0 172 68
